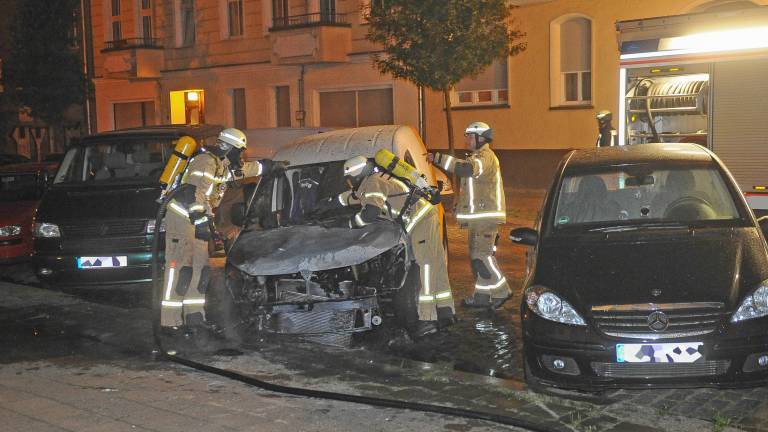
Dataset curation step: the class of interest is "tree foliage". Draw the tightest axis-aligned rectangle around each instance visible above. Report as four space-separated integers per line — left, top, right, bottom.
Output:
366 0 525 151
5 0 84 127
367 0 526 91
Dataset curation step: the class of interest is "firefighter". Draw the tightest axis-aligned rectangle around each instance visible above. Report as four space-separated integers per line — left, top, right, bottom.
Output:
596 110 618 147
336 156 455 338
160 128 284 331
429 122 511 309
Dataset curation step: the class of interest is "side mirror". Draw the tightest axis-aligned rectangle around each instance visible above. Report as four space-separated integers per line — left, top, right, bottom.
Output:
510 227 538 246
230 202 246 227
758 216 768 238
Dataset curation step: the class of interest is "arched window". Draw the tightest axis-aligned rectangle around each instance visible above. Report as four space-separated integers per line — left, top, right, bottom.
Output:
550 14 592 107
688 0 760 13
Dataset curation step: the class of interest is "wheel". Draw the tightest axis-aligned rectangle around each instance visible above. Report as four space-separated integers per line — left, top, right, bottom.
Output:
391 263 419 329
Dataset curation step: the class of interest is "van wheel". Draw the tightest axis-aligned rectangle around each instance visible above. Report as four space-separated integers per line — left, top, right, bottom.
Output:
391 264 419 329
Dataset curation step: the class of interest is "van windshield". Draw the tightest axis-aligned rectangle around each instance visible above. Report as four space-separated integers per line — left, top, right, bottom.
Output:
245 161 353 229
54 139 171 185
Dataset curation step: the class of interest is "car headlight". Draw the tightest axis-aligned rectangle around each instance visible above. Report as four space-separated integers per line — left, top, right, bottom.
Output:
0 225 22 237
731 281 768 323
525 285 586 326
146 219 166 234
34 222 61 238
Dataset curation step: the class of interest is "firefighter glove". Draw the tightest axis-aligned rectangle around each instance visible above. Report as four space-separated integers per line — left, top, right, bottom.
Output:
190 211 212 241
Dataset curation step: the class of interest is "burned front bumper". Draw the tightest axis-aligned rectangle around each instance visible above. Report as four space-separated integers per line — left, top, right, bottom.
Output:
523 309 768 390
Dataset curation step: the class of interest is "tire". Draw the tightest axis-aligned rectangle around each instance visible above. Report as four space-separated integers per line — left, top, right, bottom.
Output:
391 263 420 329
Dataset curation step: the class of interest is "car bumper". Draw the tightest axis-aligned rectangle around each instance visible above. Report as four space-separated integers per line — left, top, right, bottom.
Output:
523 309 768 390
0 237 32 263
32 249 161 287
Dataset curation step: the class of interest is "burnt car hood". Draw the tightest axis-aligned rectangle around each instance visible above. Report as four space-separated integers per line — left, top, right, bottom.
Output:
38 183 160 221
535 227 768 310
229 221 405 276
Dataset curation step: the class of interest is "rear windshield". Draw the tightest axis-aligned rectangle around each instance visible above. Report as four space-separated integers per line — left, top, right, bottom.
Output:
54 139 172 185
0 172 45 202
553 163 744 229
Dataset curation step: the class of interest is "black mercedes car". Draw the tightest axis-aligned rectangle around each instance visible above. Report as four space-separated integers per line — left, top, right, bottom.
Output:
510 143 768 390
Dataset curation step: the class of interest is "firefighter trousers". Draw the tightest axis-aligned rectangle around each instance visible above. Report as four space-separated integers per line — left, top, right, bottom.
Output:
160 210 210 328
410 208 455 321
468 223 511 300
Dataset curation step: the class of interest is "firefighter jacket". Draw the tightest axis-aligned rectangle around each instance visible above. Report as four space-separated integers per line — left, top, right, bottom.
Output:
168 151 265 221
434 144 506 225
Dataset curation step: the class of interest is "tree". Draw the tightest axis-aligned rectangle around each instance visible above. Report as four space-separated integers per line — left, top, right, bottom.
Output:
5 0 84 152
367 0 526 154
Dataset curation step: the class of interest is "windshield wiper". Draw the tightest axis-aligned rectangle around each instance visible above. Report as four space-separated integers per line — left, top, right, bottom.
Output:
588 222 689 233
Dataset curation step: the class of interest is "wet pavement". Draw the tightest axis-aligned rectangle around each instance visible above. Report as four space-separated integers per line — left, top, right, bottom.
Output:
1 189 767 431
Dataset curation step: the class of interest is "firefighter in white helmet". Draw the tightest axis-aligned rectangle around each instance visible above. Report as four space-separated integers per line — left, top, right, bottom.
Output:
160 128 286 332
332 156 455 338
429 122 511 309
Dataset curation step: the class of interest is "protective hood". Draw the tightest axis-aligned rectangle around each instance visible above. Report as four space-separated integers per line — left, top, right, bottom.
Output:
228 221 405 276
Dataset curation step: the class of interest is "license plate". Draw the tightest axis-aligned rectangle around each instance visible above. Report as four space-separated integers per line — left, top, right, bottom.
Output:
77 256 128 269
616 342 703 363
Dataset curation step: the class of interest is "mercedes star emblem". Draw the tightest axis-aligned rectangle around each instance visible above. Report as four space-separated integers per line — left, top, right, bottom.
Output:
647 311 669 332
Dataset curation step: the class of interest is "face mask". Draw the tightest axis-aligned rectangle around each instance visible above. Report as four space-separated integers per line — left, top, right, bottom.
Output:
226 147 244 169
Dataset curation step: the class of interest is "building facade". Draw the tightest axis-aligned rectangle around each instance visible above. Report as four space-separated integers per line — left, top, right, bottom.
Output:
89 0 768 155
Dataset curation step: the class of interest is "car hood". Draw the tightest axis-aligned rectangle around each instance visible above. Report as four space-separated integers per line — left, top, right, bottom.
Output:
229 221 405 276
0 200 37 226
38 184 160 221
534 228 768 311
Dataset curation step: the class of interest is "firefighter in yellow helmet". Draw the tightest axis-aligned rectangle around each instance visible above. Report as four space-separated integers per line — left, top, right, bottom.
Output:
429 122 511 309
160 128 286 332
330 156 455 338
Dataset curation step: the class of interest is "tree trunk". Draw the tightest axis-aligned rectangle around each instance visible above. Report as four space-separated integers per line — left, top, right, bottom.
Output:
443 88 455 156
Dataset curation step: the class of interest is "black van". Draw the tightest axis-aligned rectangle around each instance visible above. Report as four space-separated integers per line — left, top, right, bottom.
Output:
33 125 222 288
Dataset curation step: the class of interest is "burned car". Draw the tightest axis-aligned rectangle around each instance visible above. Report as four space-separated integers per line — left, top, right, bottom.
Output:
212 126 446 345
511 143 768 390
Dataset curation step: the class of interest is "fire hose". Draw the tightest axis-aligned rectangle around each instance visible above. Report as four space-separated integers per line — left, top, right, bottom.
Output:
150 186 552 432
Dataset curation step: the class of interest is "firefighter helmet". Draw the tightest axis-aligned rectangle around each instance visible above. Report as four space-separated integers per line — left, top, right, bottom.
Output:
217 128 247 149
465 121 493 143
343 156 372 179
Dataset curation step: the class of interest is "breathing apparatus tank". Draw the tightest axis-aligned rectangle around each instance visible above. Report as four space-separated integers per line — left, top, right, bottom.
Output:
374 149 440 204
158 136 198 202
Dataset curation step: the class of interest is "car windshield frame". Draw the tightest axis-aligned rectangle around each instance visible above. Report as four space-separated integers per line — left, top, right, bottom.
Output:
545 160 753 236
52 137 175 186
243 160 355 231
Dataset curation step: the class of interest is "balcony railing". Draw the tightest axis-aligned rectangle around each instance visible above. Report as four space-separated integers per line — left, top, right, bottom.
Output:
271 12 350 31
102 37 163 52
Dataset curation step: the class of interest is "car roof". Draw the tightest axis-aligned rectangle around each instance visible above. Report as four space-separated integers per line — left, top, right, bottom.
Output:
0 161 58 174
273 125 417 166
78 124 223 145
565 143 714 169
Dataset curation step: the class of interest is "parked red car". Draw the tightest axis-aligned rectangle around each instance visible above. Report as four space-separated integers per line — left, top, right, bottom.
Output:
0 162 59 263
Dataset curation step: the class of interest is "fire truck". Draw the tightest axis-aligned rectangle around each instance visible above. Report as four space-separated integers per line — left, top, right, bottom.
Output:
617 6 768 216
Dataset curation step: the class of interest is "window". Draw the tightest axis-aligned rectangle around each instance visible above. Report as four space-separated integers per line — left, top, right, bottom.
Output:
138 0 153 40
142 16 152 39
113 101 156 129
142 0 151 8
276 86 291 127
180 0 196 46
112 21 122 41
272 0 288 28
551 15 592 106
112 0 121 16
170 90 205 124
320 0 336 18
319 88 393 128
232 88 247 130
453 59 509 107
227 0 244 37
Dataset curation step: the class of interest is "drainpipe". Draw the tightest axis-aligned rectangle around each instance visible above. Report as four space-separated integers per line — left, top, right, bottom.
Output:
418 85 426 144
80 0 96 134
298 65 306 127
